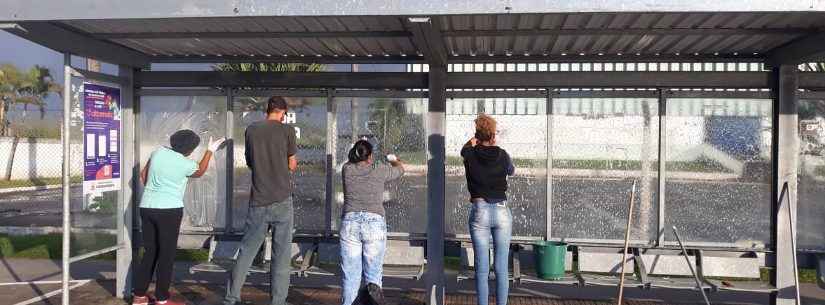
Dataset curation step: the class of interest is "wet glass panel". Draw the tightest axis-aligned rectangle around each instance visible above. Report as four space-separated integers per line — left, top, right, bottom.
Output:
70 78 118 256
665 98 772 248
232 96 327 232
333 97 428 234
551 98 659 243
138 96 228 232
798 99 825 251
446 98 548 237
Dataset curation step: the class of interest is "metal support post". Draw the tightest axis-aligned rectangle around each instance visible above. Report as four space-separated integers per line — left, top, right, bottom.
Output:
426 66 447 305
326 89 336 232
225 88 235 232
770 64 800 305
61 53 72 305
116 65 136 298
657 89 667 246
545 89 553 240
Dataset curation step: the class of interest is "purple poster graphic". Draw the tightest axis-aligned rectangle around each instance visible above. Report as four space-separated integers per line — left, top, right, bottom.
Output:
83 83 121 194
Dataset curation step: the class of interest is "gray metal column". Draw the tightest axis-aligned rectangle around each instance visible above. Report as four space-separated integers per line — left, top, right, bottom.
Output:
116 65 136 298
225 88 235 232
325 89 336 232
770 65 800 305
61 53 72 305
657 90 667 246
426 66 447 305
545 89 553 240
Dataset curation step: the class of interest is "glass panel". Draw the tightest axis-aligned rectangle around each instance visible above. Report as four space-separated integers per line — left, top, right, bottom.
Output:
138 96 228 232
551 98 659 242
798 99 825 251
70 78 118 255
665 98 772 248
333 97 428 234
232 96 327 232
446 98 548 237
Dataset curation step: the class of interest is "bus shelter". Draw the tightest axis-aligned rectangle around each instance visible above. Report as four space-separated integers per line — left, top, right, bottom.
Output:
2 1 825 305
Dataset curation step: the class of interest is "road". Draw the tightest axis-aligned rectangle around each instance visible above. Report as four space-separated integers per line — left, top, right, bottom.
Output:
1 172 823 250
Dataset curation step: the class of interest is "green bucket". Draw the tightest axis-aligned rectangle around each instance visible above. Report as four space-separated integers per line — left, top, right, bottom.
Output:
533 241 567 280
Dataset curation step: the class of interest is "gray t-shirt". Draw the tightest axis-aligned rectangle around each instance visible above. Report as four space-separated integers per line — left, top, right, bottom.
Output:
342 162 404 217
245 120 297 206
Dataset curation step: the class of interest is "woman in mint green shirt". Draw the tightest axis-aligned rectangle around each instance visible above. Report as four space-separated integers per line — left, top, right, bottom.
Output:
132 130 224 305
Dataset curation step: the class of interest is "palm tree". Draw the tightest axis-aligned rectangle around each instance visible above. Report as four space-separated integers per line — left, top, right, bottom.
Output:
0 64 62 136
213 62 325 112
803 62 825 72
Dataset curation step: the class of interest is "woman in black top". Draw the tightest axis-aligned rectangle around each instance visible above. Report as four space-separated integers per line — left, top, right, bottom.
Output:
461 114 515 305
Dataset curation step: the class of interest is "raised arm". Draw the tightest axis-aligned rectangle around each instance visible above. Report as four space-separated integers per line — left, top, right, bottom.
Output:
190 137 225 178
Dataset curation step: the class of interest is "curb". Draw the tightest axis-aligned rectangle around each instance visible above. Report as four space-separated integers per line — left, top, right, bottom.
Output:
0 184 64 194
0 226 116 236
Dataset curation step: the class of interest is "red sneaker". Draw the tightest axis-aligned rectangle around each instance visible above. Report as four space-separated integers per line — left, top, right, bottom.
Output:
132 294 155 305
155 298 186 305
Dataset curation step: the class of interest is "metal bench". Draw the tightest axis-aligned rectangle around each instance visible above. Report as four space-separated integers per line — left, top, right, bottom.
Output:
190 232 426 281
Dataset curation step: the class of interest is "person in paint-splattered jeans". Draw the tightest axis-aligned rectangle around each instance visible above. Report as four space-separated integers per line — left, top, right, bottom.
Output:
340 140 404 305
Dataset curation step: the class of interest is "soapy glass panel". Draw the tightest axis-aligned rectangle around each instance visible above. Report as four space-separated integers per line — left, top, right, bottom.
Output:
232 96 327 232
664 98 772 248
446 98 548 237
797 99 825 251
550 98 659 243
333 97 428 234
138 96 227 231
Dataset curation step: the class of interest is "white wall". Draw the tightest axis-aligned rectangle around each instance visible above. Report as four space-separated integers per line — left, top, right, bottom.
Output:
0 137 83 180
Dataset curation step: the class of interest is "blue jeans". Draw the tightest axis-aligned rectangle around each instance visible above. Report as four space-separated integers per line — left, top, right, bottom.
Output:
339 212 387 305
469 200 513 305
224 197 294 305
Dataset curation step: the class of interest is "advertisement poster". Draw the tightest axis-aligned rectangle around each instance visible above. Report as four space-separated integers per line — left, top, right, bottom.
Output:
83 83 121 194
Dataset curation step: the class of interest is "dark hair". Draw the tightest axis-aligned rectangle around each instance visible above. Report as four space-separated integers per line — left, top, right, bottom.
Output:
266 96 288 114
170 129 200 156
348 140 373 163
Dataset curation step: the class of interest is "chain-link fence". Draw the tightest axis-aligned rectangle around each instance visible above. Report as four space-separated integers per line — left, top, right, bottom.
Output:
1 109 69 186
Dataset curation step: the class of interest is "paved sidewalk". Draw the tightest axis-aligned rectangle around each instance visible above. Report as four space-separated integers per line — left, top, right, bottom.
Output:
1 259 823 305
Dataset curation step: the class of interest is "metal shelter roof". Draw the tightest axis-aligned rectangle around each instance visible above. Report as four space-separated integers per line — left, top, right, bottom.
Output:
3 10 825 68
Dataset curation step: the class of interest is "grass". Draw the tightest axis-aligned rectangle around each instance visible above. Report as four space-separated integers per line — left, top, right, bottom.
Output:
760 267 819 284
0 176 82 189
0 233 208 262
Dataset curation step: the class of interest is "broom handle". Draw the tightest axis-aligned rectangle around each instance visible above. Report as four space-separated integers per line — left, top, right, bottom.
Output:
617 180 637 305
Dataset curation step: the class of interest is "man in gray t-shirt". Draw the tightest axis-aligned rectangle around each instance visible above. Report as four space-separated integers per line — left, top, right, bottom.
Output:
225 97 297 305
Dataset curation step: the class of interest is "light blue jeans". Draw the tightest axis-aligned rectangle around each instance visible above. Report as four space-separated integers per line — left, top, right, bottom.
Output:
339 212 387 305
469 200 513 305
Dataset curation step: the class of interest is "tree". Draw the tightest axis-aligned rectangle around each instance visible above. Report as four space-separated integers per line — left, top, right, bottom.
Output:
213 62 325 112
0 64 62 136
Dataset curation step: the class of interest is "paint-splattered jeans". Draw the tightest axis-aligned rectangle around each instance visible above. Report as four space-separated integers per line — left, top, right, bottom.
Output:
469 200 513 305
339 212 387 305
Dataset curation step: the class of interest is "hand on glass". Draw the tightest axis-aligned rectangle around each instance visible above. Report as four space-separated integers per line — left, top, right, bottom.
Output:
386 154 398 162
469 138 478 147
208 136 227 152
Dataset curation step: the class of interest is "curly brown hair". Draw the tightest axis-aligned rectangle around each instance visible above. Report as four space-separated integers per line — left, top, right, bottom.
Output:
474 114 497 142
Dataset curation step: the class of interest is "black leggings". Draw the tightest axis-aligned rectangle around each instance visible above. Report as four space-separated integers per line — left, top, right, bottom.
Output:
134 208 183 301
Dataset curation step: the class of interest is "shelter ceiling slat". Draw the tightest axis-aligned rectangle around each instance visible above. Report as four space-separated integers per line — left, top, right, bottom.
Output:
337 16 369 31
684 35 727 54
